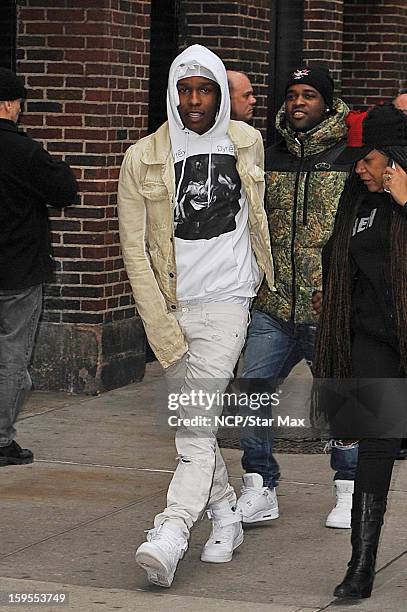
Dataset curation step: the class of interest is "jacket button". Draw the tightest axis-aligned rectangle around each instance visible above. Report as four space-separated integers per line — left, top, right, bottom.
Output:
169 272 174 278
170 237 174 242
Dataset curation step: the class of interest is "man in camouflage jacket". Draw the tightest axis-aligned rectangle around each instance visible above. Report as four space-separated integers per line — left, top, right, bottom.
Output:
237 66 359 531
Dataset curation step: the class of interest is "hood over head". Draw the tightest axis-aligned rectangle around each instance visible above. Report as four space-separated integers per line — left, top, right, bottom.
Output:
166 44 230 143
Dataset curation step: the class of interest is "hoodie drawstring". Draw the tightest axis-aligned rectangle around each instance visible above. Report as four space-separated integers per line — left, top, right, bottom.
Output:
175 130 189 212
207 137 212 207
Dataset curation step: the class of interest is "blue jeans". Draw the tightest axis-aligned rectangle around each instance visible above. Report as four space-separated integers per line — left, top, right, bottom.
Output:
0 285 42 446
329 439 358 481
240 310 358 487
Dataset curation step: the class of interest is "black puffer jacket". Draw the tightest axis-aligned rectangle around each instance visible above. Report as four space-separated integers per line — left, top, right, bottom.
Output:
0 119 78 289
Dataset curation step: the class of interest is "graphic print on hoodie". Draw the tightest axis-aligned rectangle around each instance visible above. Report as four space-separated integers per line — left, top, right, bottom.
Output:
174 153 241 240
167 44 260 301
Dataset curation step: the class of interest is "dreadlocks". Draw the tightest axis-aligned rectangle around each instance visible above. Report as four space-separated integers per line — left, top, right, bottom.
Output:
388 147 407 375
314 147 407 379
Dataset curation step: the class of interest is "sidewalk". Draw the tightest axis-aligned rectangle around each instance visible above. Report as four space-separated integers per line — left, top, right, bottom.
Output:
0 362 405 612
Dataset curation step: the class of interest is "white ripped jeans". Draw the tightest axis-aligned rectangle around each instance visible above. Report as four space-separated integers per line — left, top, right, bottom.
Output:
154 300 248 536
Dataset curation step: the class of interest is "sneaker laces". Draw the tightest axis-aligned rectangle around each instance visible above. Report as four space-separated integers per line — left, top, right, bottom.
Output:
240 484 268 498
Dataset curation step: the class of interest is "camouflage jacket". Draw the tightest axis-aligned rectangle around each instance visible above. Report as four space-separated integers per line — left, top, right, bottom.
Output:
254 98 350 324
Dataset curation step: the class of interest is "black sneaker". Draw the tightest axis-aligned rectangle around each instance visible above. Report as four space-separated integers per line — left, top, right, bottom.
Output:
0 441 34 466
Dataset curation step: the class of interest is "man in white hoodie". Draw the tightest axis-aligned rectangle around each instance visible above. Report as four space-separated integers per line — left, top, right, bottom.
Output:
118 45 274 587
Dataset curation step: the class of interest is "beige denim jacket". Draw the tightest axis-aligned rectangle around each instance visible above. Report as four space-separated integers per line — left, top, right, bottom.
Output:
118 120 274 368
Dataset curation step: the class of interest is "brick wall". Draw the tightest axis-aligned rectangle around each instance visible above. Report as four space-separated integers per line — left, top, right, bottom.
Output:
16 0 150 392
303 0 344 88
302 0 407 108
178 0 271 136
342 0 407 108
12 0 406 391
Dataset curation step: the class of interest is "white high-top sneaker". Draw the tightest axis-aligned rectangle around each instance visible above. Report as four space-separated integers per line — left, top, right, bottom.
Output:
237 473 279 523
201 497 243 563
135 521 188 587
325 479 354 529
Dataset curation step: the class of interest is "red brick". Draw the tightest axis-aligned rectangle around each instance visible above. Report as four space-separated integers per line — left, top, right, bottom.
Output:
46 9 85 22
47 63 85 75
25 23 64 35
47 36 86 49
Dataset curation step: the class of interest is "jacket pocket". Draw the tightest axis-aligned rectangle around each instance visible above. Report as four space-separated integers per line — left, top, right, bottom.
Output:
142 183 170 228
141 182 168 201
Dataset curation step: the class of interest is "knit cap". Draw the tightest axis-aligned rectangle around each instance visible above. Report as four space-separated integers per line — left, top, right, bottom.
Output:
285 65 334 109
363 103 407 147
336 104 407 164
0 68 26 101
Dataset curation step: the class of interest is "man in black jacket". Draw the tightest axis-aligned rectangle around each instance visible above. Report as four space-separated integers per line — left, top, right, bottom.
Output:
0 68 78 466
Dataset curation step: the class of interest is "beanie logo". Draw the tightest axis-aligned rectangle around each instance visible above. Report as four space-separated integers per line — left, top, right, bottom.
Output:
293 69 310 79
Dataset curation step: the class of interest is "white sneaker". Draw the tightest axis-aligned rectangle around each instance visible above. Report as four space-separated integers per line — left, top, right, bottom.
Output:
201 498 243 563
135 521 188 587
325 479 354 529
237 473 279 524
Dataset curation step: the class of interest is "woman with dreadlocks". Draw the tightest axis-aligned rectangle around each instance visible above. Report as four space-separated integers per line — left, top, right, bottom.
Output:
314 103 407 600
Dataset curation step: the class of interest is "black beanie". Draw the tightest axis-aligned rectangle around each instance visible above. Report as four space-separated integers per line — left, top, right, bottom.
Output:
335 104 407 164
363 103 407 148
0 68 26 101
285 65 334 109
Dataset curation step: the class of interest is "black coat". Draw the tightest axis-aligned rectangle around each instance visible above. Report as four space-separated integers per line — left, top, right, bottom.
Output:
0 118 78 289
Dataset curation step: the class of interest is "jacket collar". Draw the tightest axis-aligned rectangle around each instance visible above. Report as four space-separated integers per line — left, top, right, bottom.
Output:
140 119 258 165
140 123 171 165
275 98 349 158
228 119 258 148
0 118 18 133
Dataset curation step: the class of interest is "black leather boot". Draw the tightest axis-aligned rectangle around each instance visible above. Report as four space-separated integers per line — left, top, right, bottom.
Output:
334 492 387 599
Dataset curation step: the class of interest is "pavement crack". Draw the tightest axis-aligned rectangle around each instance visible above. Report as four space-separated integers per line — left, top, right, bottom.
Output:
377 548 407 573
0 489 166 560
34 459 175 474
19 399 91 421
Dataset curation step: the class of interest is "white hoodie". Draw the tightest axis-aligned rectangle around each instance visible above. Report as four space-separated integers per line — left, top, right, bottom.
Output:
167 44 260 302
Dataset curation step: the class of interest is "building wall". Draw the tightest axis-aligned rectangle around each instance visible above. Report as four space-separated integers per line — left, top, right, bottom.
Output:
342 0 407 107
11 0 407 392
303 0 344 86
302 0 407 105
178 0 271 136
17 0 151 392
